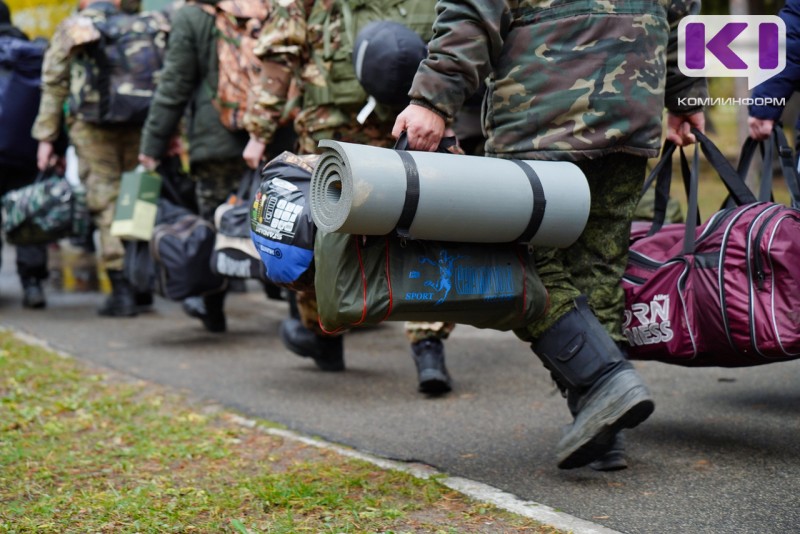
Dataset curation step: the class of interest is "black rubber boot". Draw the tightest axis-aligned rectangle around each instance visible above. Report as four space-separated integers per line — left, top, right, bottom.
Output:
555 376 629 471
532 296 654 469
589 433 628 471
135 291 153 310
279 318 344 371
21 278 46 309
201 291 226 333
411 338 452 395
98 270 138 317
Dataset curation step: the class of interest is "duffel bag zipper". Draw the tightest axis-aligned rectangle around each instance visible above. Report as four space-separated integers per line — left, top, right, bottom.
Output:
751 206 787 290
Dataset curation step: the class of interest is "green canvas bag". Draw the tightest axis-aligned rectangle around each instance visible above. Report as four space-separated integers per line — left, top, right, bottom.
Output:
314 231 549 333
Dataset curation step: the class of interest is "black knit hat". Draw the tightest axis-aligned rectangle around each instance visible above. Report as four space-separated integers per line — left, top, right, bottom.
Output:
353 20 427 107
0 1 11 25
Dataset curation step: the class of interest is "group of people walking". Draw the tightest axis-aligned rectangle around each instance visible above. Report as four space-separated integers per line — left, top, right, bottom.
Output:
4 0 797 472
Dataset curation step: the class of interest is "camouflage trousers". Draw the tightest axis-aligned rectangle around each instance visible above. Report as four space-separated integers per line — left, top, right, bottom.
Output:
295 125 456 343
514 153 647 343
190 158 250 223
69 121 140 271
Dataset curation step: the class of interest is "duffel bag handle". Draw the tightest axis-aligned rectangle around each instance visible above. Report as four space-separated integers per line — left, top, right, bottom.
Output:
642 141 701 237
736 124 800 208
692 128 758 206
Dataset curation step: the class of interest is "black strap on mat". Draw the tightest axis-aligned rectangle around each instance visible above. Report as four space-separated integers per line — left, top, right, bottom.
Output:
393 132 458 239
511 159 546 242
395 150 420 239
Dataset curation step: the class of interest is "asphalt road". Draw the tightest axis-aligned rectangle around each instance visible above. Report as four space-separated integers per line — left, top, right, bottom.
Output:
2 246 799 534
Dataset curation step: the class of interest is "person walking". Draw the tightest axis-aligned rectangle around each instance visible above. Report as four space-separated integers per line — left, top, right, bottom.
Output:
32 0 168 317
748 0 800 142
0 0 53 309
393 0 707 469
138 0 256 333
243 1 457 395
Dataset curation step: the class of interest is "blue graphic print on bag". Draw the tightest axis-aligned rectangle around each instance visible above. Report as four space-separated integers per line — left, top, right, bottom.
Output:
406 250 516 305
250 177 315 285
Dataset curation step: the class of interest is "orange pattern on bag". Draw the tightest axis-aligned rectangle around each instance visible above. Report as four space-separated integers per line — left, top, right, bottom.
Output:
201 0 269 131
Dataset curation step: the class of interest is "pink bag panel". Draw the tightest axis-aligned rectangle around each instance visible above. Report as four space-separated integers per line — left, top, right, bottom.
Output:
739 206 800 358
622 253 701 361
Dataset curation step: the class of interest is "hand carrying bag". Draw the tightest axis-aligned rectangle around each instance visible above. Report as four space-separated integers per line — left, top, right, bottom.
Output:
110 166 162 241
622 129 800 367
1 172 89 245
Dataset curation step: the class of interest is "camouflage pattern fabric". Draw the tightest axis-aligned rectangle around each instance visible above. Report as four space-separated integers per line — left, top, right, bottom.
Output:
69 121 141 271
407 0 708 162
199 0 270 131
31 15 83 142
32 5 169 140
246 0 452 341
191 157 251 223
1 176 89 246
67 8 169 125
512 153 647 343
244 0 438 147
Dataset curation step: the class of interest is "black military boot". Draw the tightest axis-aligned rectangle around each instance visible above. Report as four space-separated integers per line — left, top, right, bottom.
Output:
554 375 629 471
21 278 46 309
532 296 654 469
411 338 452 395
279 318 345 371
98 270 138 317
201 291 227 333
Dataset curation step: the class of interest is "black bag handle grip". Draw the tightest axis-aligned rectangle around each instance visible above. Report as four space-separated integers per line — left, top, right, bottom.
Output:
394 131 459 154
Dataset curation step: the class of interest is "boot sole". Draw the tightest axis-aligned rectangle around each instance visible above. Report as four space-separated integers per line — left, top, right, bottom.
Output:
418 369 452 395
557 373 654 470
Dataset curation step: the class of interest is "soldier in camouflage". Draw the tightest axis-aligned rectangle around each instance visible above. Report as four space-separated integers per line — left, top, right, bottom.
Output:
393 0 707 470
32 0 168 318
243 0 458 395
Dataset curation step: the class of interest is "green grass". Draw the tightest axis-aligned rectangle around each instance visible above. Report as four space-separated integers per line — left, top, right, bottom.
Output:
0 331 562 533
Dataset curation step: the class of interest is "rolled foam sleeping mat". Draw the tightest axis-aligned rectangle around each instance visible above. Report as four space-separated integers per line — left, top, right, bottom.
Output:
310 140 591 247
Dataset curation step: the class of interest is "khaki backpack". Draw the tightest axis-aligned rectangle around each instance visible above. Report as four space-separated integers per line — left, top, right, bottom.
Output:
303 0 437 110
200 0 268 131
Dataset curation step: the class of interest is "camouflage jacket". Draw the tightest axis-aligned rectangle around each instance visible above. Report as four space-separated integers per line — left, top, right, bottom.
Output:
244 0 437 153
139 0 250 164
31 2 169 141
408 0 708 162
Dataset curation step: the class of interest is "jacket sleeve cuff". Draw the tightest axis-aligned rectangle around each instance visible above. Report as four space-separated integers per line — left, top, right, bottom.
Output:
409 99 452 122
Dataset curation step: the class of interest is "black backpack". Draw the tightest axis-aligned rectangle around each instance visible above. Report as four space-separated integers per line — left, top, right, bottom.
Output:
68 10 169 125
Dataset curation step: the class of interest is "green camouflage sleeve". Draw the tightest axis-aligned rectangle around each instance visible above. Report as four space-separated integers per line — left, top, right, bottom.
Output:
31 23 73 142
407 1 510 121
664 0 707 113
243 0 307 144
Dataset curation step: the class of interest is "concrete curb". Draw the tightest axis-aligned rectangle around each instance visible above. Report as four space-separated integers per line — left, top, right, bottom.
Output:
248 421 622 534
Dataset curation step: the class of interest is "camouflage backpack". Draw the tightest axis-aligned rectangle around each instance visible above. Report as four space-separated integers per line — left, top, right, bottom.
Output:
200 0 269 131
67 10 169 125
304 0 437 110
